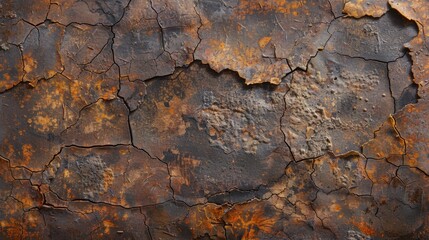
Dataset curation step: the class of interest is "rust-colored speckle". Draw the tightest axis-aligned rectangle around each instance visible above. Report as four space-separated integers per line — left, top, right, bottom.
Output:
0 0 428 238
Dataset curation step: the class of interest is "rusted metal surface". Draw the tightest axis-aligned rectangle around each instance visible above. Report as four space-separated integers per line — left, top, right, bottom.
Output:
1 0 428 239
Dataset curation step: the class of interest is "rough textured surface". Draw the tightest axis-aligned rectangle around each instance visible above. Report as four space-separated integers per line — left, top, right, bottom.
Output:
130 63 291 205
343 0 389 18
194 0 333 84
283 51 394 159
1 0 429 239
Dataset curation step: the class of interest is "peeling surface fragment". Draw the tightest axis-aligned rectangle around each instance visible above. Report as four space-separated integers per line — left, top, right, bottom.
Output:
343 0 389 18
194 0 333 84
328 0 347 18
389 0 429 98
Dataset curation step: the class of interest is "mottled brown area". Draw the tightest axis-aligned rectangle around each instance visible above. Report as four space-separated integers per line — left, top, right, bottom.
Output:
343 0 389 18
48 0 129 26
312 152 372 195
0 44 23 92
130 63 291 205
326 10 418 62
195 0 333 84
22 23 64 85
44 145 172 207
1 0 428 239
283 51 393 159
393 100 429 174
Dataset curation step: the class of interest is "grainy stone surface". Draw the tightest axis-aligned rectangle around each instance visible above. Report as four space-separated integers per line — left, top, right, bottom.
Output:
0 0 428 239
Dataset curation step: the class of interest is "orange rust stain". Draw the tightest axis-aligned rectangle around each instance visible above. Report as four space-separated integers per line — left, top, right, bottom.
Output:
154 95 190 136
226 203 278 239
235 0 306 17
63 169 70 178
102 220 115 234
22 144 33 165
23 54 37 74
95 103 114 123
171 153 201 188
258 37 272 49
352 220 377 236
1 218 22 239
32 114 59 133
187 204 225 238
102 168 114 191
344 0 388 18
3 73 11 81
330 203 342 212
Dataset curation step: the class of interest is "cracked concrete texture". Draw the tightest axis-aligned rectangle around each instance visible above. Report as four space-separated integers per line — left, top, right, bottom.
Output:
0 0 429 239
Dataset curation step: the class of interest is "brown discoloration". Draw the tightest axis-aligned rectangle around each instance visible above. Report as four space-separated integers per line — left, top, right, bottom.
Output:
0 0 50 25
314 189 383 239
393 100 429 174
118 78 147 111
61 99 131 146
186 203 226 239
131 63 291 205
312 152 372 195
342 0 429 99
270 160 317 204
283 51 393 159
388 54 418 110
0 0 428 238
0 71 121 170
195 0 333 84
223 201 281 239
389 0 429 99
0 45 24 92
60 24 113 80
22 23 64 85
113 0 199 81
47 0 129 26
344 0 389 18
40 202 150 239
0 198 26 239
44 146 172 207
362 115 406 159
326 10 417 62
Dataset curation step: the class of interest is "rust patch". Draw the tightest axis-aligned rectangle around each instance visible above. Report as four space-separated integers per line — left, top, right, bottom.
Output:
0 0 428 238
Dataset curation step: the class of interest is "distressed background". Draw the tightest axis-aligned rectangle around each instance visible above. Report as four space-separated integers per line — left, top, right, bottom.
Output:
0 0 428 239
